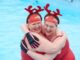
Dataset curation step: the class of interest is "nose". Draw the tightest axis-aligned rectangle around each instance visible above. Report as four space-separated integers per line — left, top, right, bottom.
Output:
36 25 39 28
47 26 51 31
35 24 40 28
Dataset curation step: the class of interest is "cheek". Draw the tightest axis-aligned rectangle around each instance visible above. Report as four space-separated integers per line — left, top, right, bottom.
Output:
39 23 42 26
29 27 34 31
29 25 35 31
43 25 47 30
37 24 42 29
52 28 57 32
39 24 42 28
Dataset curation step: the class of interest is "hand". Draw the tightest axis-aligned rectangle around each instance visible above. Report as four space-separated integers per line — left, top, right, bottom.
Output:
20 40 29 53
26 33 40 48
21 24 29 33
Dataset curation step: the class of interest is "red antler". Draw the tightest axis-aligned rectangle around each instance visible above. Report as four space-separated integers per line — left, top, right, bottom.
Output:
36 6 44 12
25 5 43 14
53 9 62 16
44 4 62 16
25 5 33 14
44 4 51 14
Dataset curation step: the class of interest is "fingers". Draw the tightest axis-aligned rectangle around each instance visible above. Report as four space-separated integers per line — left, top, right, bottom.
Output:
31 35 40 48
31 44 36 48
21 40 28 50
21 41 28 53
22 40 28 48
31 41 40 48
33 35 39 41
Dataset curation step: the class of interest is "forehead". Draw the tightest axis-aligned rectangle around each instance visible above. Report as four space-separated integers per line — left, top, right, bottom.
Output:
45 21 56 26
29 14 41 19
45 16 56 21
30 21 41 25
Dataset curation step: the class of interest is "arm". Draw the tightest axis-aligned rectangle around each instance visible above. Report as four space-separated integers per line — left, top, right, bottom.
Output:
41 32 67 54
21 24 66 54
43 50 61 60
31 31 66 54
27 51 48 60
21 40 48 60
21 24 66 59
21 24 40 48
45 34 66 54
21 39 60 60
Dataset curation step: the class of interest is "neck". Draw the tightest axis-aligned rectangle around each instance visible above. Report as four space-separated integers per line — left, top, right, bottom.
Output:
46 31 57 40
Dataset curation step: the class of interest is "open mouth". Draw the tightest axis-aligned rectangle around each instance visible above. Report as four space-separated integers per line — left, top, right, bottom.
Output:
34 27 40 31
46 30 51 33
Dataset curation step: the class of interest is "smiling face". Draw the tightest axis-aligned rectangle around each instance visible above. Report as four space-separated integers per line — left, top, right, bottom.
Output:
27 13 42 33
44 21 57 36
43 15 58 36
28 21 42 33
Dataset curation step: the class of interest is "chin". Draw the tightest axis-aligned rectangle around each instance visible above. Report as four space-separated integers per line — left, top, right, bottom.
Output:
35 30 41 33
46 32 51 36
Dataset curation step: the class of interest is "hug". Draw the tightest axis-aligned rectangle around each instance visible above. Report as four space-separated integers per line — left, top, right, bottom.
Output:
20 4 75 60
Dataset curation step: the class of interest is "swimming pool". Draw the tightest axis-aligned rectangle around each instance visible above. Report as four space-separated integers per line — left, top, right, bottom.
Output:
0 0 80 60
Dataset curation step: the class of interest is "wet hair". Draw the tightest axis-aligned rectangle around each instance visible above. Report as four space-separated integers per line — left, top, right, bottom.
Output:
26 13 42 23
44 14 60 24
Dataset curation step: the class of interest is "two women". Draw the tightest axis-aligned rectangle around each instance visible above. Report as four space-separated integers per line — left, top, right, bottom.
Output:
20 4 75 60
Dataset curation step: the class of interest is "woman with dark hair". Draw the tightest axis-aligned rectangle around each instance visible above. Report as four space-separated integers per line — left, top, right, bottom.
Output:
42 4 75 60
21 5 49 60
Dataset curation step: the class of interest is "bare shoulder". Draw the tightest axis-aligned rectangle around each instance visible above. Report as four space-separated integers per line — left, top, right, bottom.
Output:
57 29 67 39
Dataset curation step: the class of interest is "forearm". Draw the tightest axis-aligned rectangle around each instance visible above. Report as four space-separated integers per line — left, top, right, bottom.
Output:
42 36 66 54
21 39 45 60
44 50 61 60
27 50 48 60
21 24 66 54
27 50 59 60
29 33 62 54
33 32 67 54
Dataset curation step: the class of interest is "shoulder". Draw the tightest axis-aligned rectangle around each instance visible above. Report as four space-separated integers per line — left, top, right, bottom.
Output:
57 29 67 39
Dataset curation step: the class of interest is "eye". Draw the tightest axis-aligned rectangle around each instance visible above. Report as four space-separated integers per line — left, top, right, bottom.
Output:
50 26 54 28
38 23 41 26
45 24 48 27
33 23 36 25
33 24 36 25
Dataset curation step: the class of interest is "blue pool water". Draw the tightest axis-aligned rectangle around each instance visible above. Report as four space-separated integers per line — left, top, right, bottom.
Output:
0 0 80 60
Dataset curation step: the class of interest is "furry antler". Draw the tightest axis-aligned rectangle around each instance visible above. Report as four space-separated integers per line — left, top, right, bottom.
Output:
25 5 44 14
44 4 62 16
25 5 33 14
44 4 51 14
53 9 62 16
36 6 44 12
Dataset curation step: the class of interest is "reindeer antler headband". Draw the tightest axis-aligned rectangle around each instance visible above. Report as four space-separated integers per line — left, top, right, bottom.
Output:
44 4 62 16
44 4 62 24
25 5 44 23
25 5 44 14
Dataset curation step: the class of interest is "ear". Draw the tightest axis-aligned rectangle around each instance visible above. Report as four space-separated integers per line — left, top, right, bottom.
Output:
56 24 58 27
